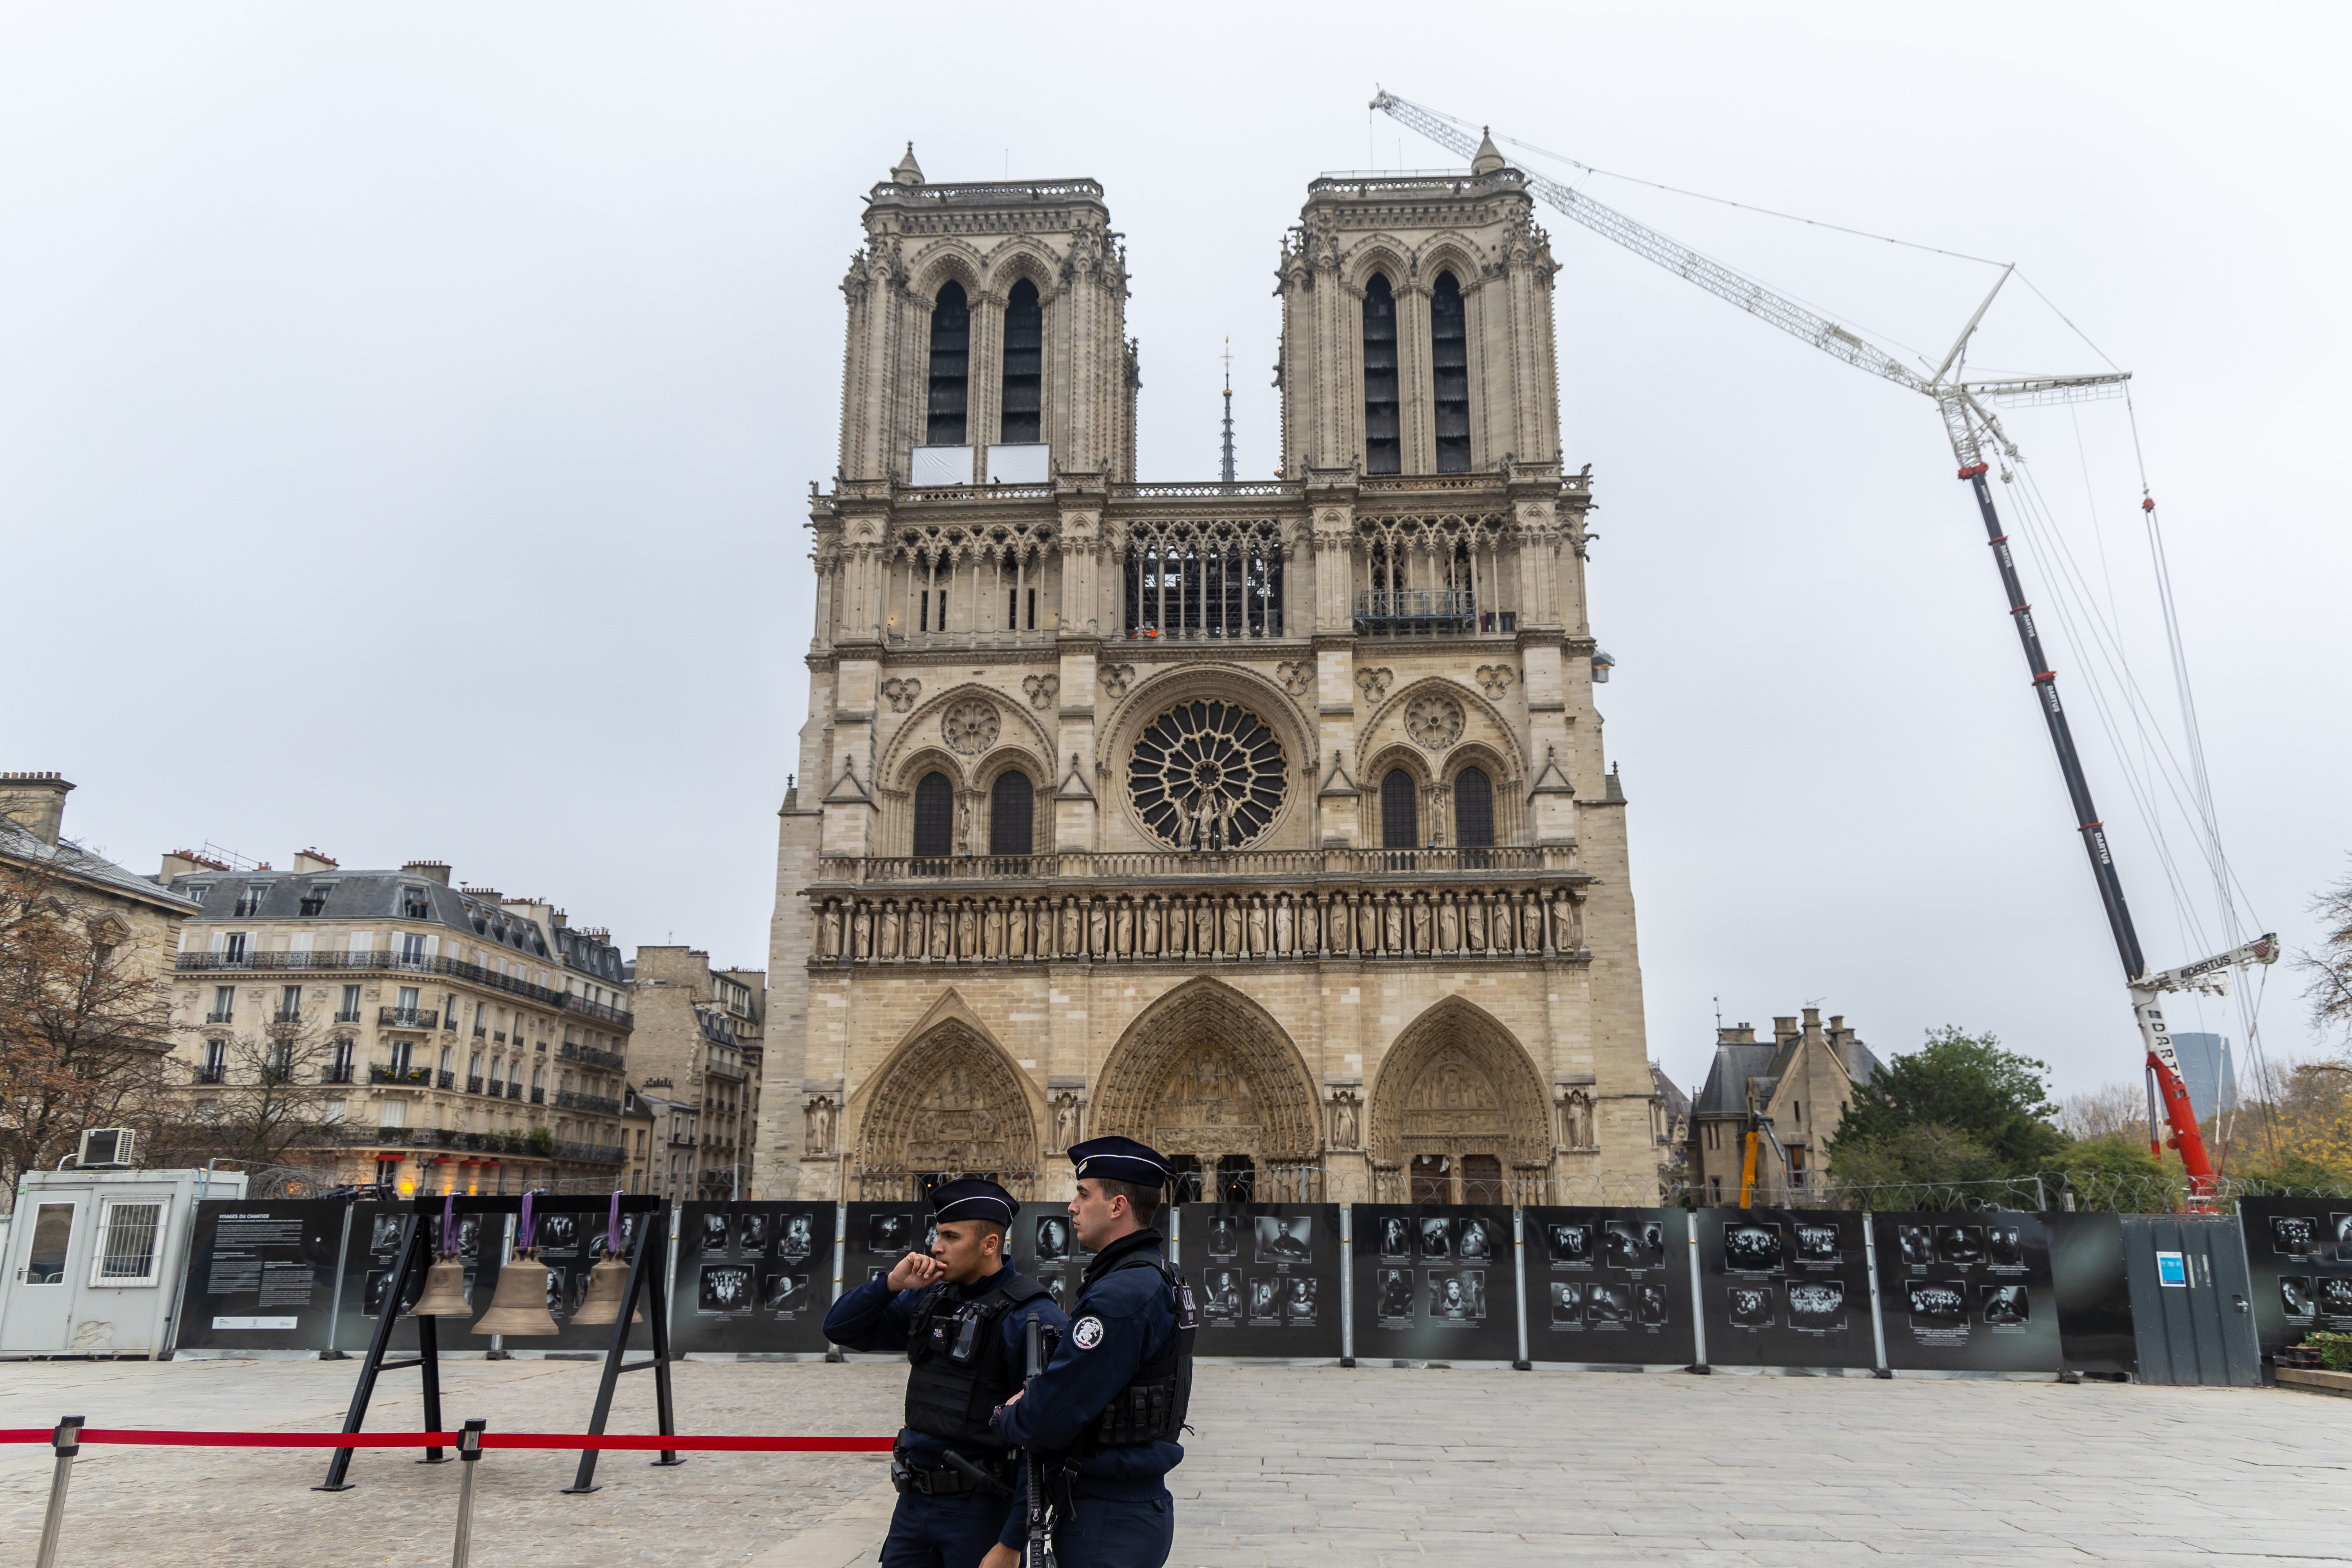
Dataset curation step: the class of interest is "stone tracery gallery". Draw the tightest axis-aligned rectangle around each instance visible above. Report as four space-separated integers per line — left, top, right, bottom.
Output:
759 139 1663 1208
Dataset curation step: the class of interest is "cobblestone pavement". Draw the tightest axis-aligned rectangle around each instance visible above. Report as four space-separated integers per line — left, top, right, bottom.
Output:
4 1357 2348 1566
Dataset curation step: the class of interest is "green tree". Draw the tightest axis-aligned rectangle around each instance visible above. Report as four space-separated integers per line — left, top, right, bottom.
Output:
1829 1026 2067 1176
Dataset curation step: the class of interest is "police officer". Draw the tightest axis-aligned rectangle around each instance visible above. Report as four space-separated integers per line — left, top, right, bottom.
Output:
822 1177 1068 1568
991 1136 1197 1568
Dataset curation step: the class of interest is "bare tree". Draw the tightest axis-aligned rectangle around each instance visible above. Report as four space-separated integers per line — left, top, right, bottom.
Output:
2301 858 2352 1048
2059 1082 2149 1143
0 855 175 1196
145 1016 352 1174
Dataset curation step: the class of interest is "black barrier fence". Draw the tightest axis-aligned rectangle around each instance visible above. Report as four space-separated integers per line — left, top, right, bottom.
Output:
1352 1204 1521 1365
1524 1207 1695 1366
164 1198 2337 1382
1181 1203 1344 1360
671 1202 835 1355
1871 1212 2062 1375
1696 1207 1878 1371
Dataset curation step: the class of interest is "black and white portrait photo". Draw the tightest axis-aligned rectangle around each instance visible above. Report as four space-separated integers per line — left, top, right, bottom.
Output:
2272 1214 2318 1257
1793 1223 1840 1264
1586 1282 1630 1325
1985 1225 2024 1269
1207 1215 1240 1259
538 1212 579 1258
2334 1212 2352 1262
1379 1216 1412 1260
1458 1218 1498 1262
763 1272 809 1314
699 1263 754 1313
1426 1270 1486 1323
779 1214 815 1262
1898 1225 1934 1268
1636 1284 1669 1327
737 1213 769 1255
1255 1215 1313 1264
1727 1285 1773 1330
1547 1223 1594 1267
1906 1281 1965 1327
544 1264 567 1316
369 1213 405 1259
1550 1281 1583 1324
1043 1276 1067 1308
1786 1280 1845 1331
1377 1268 1414 1323
1724 1223 1784 1274
869 1212 913 1254
2282 1276 2315 1317
1247 1276 1281 1325
1935 1226 1985 1267
1285 1277 1319 1325
701 1211 732 1255
361 1267 405 1318
1035 1216 1071 1261
1980 1285 2029 1326
1203 1269 1243 1323
2320 1276 2352 1317
434 1212 481 1261
1419 1217 1454 1261
1607 1220 1666 1270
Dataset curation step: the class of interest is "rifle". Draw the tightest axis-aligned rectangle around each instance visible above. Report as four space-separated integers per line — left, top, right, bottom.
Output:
1024 1312 1056 1568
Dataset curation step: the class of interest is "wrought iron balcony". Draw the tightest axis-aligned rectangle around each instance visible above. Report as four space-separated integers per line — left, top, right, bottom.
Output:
205 1009 234 1025
194 1064 226 1085
335 1009 363 1024
172 950 630 1029
437 1071 456 1090
466 1074 484 1094
530 1086 545 1104
556 1091 621 1116
370 1064 431 1085
505 1082 523 1101
559 1041 626 1071
378 1007 437 1029
1352 588 1510 637
321 1063 356 1084
552 1140 626 1165
272 1006 302 1024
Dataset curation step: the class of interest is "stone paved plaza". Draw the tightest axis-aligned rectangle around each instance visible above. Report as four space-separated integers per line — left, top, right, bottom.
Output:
2 1356 2346 1566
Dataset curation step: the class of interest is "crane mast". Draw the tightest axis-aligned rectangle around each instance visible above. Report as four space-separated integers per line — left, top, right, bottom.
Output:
1369 89 2277 1206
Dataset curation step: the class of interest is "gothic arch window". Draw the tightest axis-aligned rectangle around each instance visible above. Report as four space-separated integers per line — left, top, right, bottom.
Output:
1000 278 1042 445
1431 271 1470 472
912 771 955 859
1362 273 1400 474
988 769 1035 857
1381 768 1419 850
927 280 970 445
1453 766 1494 849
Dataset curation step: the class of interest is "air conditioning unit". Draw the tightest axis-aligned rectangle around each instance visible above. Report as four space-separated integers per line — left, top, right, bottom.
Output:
76 1127 136 1168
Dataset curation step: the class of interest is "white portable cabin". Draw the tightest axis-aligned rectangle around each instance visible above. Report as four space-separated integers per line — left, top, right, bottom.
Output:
1 1168 247 1357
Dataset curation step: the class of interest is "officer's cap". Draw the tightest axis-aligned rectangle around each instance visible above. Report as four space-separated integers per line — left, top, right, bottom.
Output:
929 1177 1018 1227
1068 1136 1172 1189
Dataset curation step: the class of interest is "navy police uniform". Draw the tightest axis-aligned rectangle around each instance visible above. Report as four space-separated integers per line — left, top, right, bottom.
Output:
822 1179 1068 1568
991 1138 1198 1568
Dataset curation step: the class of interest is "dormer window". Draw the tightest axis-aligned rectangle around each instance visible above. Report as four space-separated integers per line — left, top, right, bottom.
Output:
402 887 430 919
299 885 332 916
232 883 272 918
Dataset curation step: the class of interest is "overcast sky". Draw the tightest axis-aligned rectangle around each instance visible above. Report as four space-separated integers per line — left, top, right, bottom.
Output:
7 4 2346 1107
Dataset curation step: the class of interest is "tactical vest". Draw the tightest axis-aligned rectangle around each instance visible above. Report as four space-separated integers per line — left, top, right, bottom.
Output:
1073 1253 1198 1456
904 1273 1050 1450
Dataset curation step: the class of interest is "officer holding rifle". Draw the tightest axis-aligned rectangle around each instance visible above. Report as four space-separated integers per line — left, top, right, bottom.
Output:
991 1136 1198 1568
823 1177 1067 1568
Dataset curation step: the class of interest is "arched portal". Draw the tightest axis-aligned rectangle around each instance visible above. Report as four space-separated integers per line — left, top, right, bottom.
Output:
1368 996 1552 1203
1094 979 1321 1192
854 1011 1040 1200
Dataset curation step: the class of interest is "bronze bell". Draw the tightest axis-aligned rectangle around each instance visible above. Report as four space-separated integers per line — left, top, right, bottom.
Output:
410 1252 474 1316
472 1248 560 1336
570 1255 641 1326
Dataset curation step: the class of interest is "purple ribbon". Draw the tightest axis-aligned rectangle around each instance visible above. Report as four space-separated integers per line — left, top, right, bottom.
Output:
518 1190 537 1253
441 1195 456 1254
607 1191 623 1258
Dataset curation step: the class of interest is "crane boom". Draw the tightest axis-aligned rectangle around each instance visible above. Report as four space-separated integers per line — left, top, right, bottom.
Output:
1370 89 2246 1209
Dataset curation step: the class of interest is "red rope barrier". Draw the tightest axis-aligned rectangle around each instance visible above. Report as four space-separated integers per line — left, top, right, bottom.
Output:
0 1428 894 1453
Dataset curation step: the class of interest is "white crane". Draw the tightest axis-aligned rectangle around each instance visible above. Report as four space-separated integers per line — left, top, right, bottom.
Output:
1368 89 2274 1204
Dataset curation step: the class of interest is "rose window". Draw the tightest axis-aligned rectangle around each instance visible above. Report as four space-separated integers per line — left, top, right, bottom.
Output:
1127 699 1288 850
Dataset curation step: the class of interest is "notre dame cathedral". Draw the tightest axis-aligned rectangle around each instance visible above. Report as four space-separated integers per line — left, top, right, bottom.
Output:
757 136 1666 1208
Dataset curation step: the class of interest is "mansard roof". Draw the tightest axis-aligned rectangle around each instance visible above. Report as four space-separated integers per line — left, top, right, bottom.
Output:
0 819 201 915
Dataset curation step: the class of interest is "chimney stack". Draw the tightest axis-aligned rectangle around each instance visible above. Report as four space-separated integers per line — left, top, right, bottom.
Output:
1773 1016 1800 1045
293 848 340 873
402 860 452 886
0 773 74 846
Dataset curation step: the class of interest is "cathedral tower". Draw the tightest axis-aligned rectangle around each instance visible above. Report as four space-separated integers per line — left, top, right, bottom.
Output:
761 145 1657 1210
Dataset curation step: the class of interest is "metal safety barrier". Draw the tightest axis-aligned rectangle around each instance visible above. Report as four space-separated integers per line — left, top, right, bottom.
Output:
10 1418 894 1567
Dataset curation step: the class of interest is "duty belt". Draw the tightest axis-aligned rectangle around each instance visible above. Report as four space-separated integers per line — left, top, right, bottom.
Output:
890 1445 1013 1497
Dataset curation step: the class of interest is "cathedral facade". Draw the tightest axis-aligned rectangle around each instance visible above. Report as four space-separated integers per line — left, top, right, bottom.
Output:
758 138 1661 1208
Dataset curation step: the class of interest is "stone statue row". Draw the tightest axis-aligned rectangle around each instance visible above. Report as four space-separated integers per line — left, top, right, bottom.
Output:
814 884 1587 965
